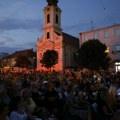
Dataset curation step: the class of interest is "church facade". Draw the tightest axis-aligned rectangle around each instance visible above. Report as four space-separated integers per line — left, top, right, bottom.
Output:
36 0 79 71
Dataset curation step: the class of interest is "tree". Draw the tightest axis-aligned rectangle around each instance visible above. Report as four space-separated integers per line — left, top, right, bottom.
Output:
14 55 31 68
0 52 9 68
40 50 58 70
0 59 9 68
77 39 111 70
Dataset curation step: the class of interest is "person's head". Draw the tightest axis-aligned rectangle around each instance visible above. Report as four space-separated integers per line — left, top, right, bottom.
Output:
89 83 95 91
21 87 31 99
99 87 109 101
47 82 55 91
0 103 9 119
10 96 24 111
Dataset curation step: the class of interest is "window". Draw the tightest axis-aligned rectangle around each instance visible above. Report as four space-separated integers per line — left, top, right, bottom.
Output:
47 32 50 39
115 62 120 72
94 32 99 39
84 35 88 41
115 62 120 65
116 45 120 52
47 8 50 11
114 28 120 36
56 14 58 24
104 30 109 38
47 14 50 23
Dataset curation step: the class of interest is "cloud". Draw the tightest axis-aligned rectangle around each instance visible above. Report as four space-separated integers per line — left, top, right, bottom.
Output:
0 41 36 54
13 42 36 48
0 18 43 31
63 22 90 33
26 42 36 46
0 45 36 54
0 36 14 46
0 0 43 31
0 46 25 54
63 11 120 37
0 1 42 21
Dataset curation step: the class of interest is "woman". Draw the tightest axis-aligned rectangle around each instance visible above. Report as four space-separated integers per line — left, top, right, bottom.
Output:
66 85 91 120
21 87 37 114
9 96 28 120
97 87 113 120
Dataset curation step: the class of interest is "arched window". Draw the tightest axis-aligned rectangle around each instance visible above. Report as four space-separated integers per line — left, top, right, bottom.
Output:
47 32 50 39
56 14 58 24
47 14 50 23
56 50 59 56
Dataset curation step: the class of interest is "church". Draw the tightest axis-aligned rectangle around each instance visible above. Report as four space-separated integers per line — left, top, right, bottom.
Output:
36 0 79 71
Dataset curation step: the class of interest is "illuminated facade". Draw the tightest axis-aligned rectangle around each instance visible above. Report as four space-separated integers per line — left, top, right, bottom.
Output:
36 0 79 71
79 24 120 71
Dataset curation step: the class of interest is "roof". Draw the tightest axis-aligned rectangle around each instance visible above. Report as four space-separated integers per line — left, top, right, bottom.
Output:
4 49 36 59
80 24 120 34
62 32 79 48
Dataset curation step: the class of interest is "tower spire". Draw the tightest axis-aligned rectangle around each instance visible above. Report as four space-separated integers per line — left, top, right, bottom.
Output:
47 0 58 6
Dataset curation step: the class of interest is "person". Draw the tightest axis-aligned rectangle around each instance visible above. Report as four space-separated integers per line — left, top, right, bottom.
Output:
31 82 45 108
21 87 42 120
0 103 10 120
66 85 90 120
9 96 28 120
111 110 120 120
21 87 37 114
45 82 60 112
0 88 11 106
97 87 113 120
44 81 60 119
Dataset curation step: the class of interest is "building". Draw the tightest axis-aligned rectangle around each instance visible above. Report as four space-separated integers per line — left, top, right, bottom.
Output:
79 24 120 72
36 0 79 71
0 49 36 70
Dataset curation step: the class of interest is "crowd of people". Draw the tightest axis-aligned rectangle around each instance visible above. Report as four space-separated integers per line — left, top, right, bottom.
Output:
0 69 120 120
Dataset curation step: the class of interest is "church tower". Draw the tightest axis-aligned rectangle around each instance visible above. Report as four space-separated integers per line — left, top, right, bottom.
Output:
37 0 79 71
43 0 62 41
37 0 63 71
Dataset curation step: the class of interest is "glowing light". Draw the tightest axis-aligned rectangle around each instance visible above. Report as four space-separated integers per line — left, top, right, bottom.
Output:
105 47 109 53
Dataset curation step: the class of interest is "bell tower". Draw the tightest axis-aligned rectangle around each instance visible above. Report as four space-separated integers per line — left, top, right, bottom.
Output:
43 0 62 42
37 0 79 71
37 0 64 71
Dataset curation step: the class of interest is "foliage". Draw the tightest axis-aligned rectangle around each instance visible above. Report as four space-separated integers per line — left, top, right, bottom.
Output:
0 59 9 68
77 39 111 70
40 50 58 70
14 55 31 68
33 57 37 69
0 52 9 68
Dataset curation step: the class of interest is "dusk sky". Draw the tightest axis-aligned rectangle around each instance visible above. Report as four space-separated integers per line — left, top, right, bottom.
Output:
0 0 120 54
